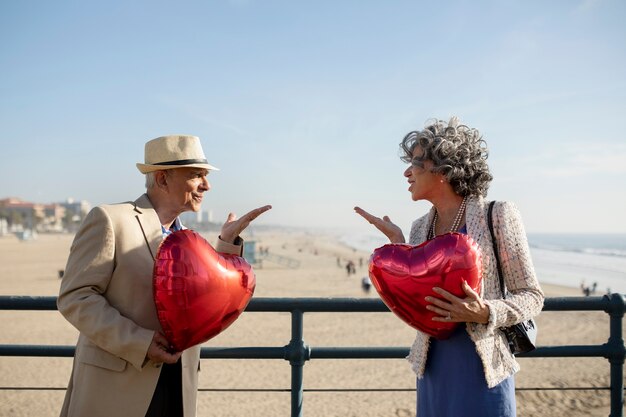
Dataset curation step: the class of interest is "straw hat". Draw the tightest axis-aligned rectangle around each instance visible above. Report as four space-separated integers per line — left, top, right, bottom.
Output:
136 135 219 174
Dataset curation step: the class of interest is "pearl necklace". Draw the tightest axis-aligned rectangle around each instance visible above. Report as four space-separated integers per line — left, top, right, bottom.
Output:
429 196 467 240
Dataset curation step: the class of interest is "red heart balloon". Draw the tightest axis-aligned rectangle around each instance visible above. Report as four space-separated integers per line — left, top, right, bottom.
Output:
153 230 255 351
369 233 482 339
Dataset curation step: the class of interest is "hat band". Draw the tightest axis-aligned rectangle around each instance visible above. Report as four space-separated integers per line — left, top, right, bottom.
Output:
151 158 208 166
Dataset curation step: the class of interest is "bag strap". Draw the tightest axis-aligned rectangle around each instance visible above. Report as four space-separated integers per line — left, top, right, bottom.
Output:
487 201 506 298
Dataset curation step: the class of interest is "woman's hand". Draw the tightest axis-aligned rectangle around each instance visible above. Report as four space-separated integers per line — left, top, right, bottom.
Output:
354 206 406 243
220 205 272 244
425 280 490 324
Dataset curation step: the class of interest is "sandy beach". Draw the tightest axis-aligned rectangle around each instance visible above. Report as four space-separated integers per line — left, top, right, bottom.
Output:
0 231 621 417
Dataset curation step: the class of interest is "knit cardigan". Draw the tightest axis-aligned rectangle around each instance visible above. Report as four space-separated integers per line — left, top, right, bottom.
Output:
406 196 544 388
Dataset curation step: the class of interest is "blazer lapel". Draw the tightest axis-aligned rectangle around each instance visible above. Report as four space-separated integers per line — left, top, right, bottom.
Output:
133 194 162 261
465 196 492 297
465 196 487 245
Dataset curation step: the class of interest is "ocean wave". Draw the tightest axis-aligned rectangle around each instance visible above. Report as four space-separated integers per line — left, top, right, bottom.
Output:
529 243 626 258
527 233 626 258
341 232 626 292
340 233 389 253
581 248 626 258
345 232 626 260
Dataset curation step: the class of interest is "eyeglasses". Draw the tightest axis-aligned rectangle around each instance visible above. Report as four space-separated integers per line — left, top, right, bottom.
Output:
411 157 425 169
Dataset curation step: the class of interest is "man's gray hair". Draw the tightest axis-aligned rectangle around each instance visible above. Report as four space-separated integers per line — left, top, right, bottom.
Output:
145 171 166 189
145 172 155 189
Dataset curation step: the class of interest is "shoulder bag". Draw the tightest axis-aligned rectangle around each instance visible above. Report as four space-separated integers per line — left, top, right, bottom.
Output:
487 201 537 355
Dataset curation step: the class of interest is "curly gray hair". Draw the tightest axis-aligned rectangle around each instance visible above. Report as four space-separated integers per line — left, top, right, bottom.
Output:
399 116 493 197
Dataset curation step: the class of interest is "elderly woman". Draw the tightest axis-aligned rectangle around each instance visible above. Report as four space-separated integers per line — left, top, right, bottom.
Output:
355 117 543 417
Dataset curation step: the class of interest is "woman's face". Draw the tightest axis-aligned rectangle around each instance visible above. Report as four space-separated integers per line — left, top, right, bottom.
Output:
404 146 444 202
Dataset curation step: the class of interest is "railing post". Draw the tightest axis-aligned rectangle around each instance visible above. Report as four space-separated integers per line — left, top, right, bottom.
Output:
284 309 310 417
606 293 625 417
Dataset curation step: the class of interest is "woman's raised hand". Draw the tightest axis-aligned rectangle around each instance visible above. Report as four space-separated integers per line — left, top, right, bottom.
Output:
354 206 406 244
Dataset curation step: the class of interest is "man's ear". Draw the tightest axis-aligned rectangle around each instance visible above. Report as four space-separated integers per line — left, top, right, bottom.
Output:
155 170 169 190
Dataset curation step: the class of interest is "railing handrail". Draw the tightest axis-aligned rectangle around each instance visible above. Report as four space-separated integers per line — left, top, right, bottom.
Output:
1 294 623 311
1 294 624 417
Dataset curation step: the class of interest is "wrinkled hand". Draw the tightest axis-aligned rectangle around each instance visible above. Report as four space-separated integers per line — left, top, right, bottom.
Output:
425 280 490 324
220 205 272 244
146 331 182 364
354 206 405 243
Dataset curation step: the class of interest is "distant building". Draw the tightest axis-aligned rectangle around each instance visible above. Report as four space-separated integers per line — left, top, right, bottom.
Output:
41 203 66 232
179 209 220 231
0 197 44 231
0 218 7 236
59 198 91 232
0 197 91 233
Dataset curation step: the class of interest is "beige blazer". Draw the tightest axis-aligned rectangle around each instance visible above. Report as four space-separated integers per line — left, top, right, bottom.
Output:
57 194 243 417
406 196 544 388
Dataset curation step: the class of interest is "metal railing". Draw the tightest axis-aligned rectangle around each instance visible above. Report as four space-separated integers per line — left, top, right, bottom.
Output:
1 294 625 417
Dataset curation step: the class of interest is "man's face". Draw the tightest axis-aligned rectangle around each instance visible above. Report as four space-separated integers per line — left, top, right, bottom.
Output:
165 167 210 213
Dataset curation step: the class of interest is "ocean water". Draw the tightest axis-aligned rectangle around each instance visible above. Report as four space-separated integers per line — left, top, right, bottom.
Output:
527 233 626 295
341 232 626 294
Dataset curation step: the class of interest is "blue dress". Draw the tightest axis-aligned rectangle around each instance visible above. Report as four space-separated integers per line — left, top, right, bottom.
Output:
417 226 516 417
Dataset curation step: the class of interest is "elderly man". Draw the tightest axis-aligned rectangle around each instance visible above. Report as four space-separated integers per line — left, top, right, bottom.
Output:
57 135 271 417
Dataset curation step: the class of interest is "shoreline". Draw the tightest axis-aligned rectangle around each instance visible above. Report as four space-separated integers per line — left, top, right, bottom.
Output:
0 231 594 298
335 231 626 295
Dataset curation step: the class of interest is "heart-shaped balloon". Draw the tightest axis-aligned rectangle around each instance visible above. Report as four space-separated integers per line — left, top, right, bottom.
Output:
369 233 482 339
153 230 255 351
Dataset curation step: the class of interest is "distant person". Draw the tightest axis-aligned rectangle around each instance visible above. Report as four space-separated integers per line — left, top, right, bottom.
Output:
361 276 372 293
581 281 597 296
580 280 587 295
355 117 543 417
57 135 271 417
346 260 356 276
580 280 591 296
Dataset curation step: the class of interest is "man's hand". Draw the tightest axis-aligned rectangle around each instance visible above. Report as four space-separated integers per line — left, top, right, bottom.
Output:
220 205 272 244
354 206 406 243
146 331 182 365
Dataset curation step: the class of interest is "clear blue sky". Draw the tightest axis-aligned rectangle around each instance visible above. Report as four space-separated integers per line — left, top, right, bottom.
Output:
1 0 625 234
